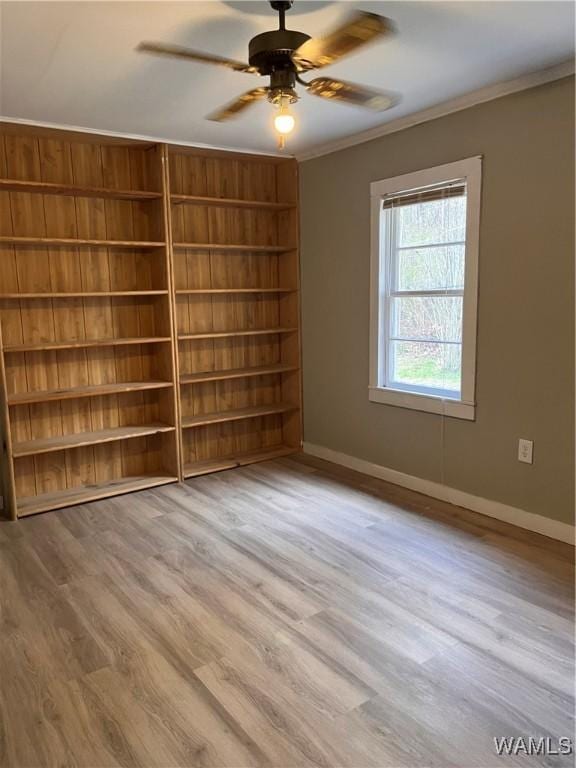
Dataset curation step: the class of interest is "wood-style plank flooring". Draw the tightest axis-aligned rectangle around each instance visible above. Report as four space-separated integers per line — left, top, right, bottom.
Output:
1 454 574 767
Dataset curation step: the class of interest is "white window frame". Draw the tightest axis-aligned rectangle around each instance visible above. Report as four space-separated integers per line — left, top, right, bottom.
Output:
369 157 482 421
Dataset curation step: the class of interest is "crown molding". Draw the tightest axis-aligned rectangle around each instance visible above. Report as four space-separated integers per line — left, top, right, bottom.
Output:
296 59 575 162
0 116 290 159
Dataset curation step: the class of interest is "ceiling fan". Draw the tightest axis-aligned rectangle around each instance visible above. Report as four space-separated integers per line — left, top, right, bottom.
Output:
137 1 397 148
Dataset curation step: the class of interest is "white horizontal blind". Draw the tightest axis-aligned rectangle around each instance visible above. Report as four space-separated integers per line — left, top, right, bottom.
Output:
382 182 466 209
381 180 467 398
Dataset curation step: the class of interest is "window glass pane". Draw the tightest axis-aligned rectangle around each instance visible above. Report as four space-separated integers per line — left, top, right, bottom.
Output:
396 196 466 248
390 341 462 393
397 245 465 291
391 296 463 343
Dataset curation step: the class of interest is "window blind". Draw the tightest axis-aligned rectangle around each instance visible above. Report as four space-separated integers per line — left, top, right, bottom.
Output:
382 180 466 210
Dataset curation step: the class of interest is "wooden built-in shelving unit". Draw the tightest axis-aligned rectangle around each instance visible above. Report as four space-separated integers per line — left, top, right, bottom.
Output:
0 124 302 518
0 126 180 519
167 144 301 480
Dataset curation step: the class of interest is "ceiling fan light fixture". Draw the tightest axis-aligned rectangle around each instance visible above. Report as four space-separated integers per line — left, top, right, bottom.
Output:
274 111 295 135
273 92 296 149
137 2 398 146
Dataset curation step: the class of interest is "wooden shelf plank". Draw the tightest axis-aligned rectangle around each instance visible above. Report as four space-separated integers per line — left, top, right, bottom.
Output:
180 364 298 385
0 291 168 299
4 336 171 353
17 475 178 517
173 243 293 253
8 380 173 406
184 456 238 476
13 423 175 457
0 236 165 249
182 402 296 429
183 445 297 478
171 193 295 211
0 178 162 201
175 288 295 295
178 327 297 341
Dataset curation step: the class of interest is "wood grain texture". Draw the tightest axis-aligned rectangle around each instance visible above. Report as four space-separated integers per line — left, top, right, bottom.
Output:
169 146 302 476
12 423 175 457
171 193 296 210
0 454 573 767
4 336 172 352
16 474 179 517
0 177 163 200
172 242 293 253
0 236 165 248
0 291 169 298
180 363 298 384
0 128 180 515
7 380 173 405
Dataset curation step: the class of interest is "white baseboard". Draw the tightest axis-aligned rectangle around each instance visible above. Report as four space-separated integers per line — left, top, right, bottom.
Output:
303 442 575 545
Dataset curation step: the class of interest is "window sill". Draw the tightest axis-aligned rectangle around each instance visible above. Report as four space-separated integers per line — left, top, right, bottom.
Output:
368 386 475 420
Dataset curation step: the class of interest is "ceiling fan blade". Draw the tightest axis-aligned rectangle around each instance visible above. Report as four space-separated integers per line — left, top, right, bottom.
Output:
306 77 397 111
136 42 259 74
207 88 270 122
292 11 394 71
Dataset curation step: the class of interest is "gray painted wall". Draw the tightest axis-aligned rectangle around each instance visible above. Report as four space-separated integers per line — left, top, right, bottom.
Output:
299 76 574 525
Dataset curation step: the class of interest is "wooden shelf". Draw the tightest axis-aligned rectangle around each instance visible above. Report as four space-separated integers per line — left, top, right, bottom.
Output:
171 193 295 211
183 445 297 478
0 291 168 299
0 236 165 249
13 423 175 457
17 475 178 517
0 178 162 201
4 336 171 353
182 402 296 429
175 288 295 295
172 242 293 253
178 327 297 341
8 380 173 406
180 364 298 385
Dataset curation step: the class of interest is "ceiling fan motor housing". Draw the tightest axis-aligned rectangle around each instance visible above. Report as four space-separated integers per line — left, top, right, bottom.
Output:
248 29 310 75
137 6 396 122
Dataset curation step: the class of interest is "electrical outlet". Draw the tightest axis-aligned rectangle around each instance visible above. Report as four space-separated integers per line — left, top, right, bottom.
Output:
518 438 534 464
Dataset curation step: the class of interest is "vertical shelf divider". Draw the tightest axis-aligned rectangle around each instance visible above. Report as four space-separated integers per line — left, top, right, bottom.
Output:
0 321 17 520
160 143 184 481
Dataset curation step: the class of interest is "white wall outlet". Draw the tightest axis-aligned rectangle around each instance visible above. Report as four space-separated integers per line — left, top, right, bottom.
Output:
518 438 534 464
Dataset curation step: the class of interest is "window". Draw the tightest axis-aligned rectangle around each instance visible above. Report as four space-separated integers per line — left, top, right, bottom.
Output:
369 158 481 420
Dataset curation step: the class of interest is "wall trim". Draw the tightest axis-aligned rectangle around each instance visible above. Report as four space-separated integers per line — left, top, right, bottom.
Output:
296 59 575 162
303 442 575 545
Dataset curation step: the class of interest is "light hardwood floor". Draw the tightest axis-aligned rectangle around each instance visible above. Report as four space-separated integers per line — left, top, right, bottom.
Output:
0 454 574 768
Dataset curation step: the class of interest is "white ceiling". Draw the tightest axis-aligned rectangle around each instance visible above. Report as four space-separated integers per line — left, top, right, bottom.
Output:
1 1 574 156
